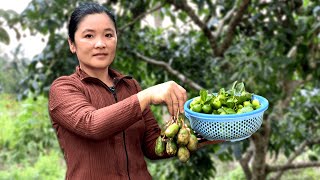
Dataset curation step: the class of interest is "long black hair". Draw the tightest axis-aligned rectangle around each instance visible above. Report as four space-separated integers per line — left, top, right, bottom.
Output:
68 2 117 43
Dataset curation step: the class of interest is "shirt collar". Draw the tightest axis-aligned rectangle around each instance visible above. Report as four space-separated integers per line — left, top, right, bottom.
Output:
76 66 132 84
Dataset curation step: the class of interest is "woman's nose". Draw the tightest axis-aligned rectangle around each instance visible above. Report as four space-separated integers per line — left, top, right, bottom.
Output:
94 38 106 48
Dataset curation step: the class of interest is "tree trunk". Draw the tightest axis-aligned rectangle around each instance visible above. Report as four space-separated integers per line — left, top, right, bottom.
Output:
250 117 271 180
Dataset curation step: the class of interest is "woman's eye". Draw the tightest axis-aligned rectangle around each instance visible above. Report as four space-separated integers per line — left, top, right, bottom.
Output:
84 34 93 38
106 33 113 38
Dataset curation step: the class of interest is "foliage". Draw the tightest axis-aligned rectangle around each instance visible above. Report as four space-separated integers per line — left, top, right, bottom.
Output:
0 9 20 45
0 94 65 179
0 27 10 45
215 166 246 180
0 94 57 162
273 87 320 158
1 0 320 179
0 151 65 180
0 55 28 95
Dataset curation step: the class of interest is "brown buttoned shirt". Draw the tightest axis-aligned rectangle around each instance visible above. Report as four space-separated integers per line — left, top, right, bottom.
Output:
49 66 166 180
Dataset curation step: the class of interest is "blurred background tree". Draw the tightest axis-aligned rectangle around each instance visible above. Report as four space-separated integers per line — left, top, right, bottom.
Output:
0 0 319 179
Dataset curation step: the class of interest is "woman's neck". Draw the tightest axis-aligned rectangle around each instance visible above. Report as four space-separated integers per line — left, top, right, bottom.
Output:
80 66 114 87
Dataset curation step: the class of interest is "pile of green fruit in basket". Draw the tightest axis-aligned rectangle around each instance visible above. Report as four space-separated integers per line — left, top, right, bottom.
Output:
190 81 261 115
155 114 198 163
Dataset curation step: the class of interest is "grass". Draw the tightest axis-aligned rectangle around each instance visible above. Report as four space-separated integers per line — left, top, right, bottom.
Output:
0 93 66 179
0 94 18 147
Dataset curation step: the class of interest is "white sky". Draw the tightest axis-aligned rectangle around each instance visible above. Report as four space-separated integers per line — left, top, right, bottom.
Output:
0 0 47 60
0 0 31 12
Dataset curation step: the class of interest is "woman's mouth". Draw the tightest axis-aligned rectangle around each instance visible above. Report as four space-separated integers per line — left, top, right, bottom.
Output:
93 53 108 57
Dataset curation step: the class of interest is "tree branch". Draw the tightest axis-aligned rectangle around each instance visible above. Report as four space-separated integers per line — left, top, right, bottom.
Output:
203 0 215 24
282 80 303 108
216 0 251 56
118 3 165 32
268 162 320 173
250 116 271 180
165 0 218 56
213 5 237 38
166 0 250 57
133 51 203 90
239 142 254 180
267 137 320 179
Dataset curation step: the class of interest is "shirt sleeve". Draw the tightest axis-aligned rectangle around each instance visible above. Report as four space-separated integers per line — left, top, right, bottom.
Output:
48 76 143 140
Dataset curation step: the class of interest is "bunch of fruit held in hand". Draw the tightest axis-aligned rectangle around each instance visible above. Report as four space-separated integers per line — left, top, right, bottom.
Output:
155 114 198 163
190 81 261 115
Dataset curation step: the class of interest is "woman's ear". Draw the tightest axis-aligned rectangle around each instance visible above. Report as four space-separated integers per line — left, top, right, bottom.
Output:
68 38 76 53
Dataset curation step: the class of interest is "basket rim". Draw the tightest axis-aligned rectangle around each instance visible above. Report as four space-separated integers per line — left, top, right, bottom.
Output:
184 94 269 119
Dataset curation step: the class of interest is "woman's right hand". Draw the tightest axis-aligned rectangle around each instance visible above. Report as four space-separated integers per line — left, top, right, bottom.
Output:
137 81 187 116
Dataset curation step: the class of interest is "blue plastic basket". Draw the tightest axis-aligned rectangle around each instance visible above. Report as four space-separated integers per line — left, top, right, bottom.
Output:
184 95 269 142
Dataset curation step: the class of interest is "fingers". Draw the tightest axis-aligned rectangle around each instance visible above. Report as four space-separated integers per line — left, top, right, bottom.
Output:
165 84 179 116
169 92 178 116
175 84 187 114
167 81 187 116
146 81 187 116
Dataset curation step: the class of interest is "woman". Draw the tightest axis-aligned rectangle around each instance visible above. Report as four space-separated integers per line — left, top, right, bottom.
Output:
49 2 221 179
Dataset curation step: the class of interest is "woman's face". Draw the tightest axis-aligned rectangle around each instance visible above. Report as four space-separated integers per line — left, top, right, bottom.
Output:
68 13 117 73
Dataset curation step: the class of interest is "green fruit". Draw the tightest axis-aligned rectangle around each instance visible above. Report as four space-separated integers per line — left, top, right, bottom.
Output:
187 134 198 152
177 146 190 163
211 99 222 109
191 104 202 113
241 91 252 100
166 139 177 156
243 101 252 107
237 104 243 109
252 99 260 108
212 110 218 114
165 123 180 138
217 94 226 101
254 104 261 110
202 104 212 114
155 136 165 156
190 97 201 108
220 111 227 115
177 127 190 145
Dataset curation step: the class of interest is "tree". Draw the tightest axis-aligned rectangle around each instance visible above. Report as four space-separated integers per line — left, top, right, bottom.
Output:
2 0 320 179
0 49 28 95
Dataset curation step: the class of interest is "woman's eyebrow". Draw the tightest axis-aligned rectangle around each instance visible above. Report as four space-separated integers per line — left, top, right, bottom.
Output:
104 28 115 32
81 29 95 34
81 28 115 33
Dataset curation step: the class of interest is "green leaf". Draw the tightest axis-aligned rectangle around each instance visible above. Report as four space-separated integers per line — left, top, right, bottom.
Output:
231 80 238 90
238 106 254 113
205 93 213 103
200 89 208 104
234 82 245 95
236 95 247 105
0 27 10 45
226 98 236 108
224 107 236 114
